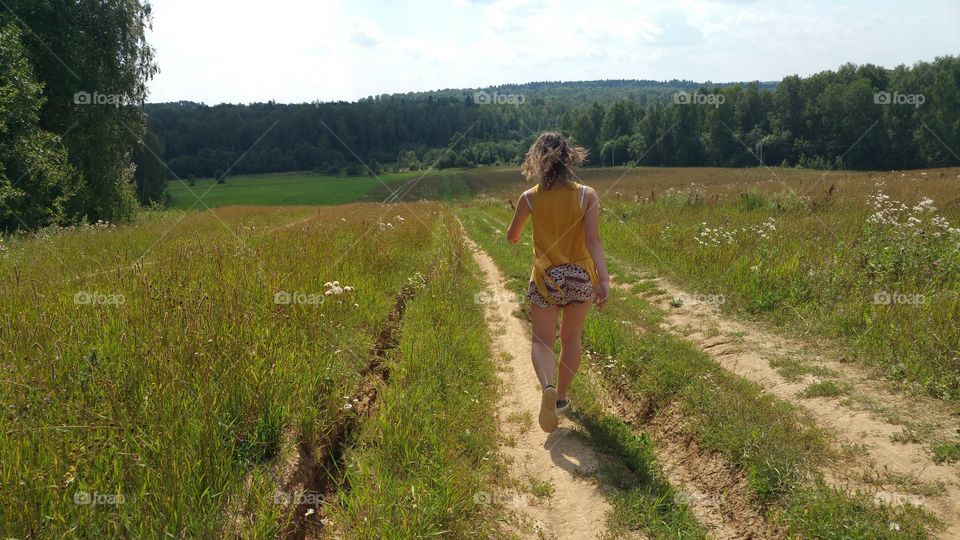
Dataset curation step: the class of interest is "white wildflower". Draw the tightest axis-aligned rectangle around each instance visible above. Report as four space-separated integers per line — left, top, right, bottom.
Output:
912 198 936 213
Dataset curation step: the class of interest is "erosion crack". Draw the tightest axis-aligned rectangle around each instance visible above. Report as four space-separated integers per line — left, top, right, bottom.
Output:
279 282 421 539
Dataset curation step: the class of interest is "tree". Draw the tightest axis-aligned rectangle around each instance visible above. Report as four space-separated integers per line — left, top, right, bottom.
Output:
397 150 420 170
571 102 605 162
1 0 158 224
0 23 79 231
600 100 636 143
133 128 168 204
600 136 631 166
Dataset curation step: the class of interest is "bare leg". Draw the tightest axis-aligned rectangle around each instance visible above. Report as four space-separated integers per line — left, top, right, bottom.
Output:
557 298 592 400
530 302 560 389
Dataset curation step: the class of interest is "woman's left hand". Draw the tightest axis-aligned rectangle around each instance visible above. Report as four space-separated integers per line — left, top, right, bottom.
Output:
594 281 609 311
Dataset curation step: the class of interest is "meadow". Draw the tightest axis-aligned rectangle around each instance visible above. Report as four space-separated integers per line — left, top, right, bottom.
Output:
3 164 959 538
0 204 499 537
166 171 428 209
458 166 960 400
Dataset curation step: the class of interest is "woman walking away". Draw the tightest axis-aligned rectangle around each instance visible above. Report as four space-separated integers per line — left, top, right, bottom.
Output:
506 132 610 433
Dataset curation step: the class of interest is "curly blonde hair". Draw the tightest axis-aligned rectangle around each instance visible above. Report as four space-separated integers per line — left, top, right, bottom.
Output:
520 131 587 190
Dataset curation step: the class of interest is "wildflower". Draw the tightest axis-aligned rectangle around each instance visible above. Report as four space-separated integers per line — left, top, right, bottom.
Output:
323 281 353 296
912 198 936 213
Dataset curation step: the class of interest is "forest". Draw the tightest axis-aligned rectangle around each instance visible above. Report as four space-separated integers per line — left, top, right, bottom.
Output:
146 58 959 182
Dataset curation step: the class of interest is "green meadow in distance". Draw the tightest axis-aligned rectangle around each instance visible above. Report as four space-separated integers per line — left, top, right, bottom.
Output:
166 171 424 209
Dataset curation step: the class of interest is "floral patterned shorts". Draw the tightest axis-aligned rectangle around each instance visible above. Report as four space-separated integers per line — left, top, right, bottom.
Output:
526 264 594 308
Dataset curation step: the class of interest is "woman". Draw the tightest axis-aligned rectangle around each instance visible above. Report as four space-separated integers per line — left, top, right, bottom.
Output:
506 132 610 433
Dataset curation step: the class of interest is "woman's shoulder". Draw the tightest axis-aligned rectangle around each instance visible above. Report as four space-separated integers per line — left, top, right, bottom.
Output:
574 181 596 195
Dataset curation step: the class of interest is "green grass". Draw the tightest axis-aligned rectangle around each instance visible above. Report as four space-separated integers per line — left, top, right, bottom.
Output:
932 441 960 464
326 213 502 537
458 201 939 538
800 380 853 398
527 478 556 500
598 185 960 401
769 356 840 382
570 375 707 539
167 171 424 209
780 484 935 539
0 203 498 537
11 164 950 535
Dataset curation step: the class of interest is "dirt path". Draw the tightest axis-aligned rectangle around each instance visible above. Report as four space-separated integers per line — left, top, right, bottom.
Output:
612 265 960 538
465 237 619 540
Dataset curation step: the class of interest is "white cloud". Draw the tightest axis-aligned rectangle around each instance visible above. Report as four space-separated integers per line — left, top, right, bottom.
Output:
145 0 959 104
347 16 383 47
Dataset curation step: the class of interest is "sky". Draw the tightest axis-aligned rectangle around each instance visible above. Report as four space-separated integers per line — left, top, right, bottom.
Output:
145 0 959 104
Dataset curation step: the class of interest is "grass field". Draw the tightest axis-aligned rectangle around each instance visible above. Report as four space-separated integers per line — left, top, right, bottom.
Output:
428 166 960 401
4 165 959 538
166 171 431 209
375 165 960 400
0 204 502 537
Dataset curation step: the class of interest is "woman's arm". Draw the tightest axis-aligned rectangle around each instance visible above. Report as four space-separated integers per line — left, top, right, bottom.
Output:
506 191 531 243
582 187 610 310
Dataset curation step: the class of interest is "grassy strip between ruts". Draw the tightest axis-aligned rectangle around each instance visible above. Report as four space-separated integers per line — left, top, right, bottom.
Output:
458 202 940 538
569 372 707 538
323 211 503 538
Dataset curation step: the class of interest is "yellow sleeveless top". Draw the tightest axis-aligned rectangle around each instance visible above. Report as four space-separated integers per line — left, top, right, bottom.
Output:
526 181 600 305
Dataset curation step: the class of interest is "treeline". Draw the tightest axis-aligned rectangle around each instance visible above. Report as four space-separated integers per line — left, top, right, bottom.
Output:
148 57 959 182
571 58 960 170
0 1 159 232
392 78 778 107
